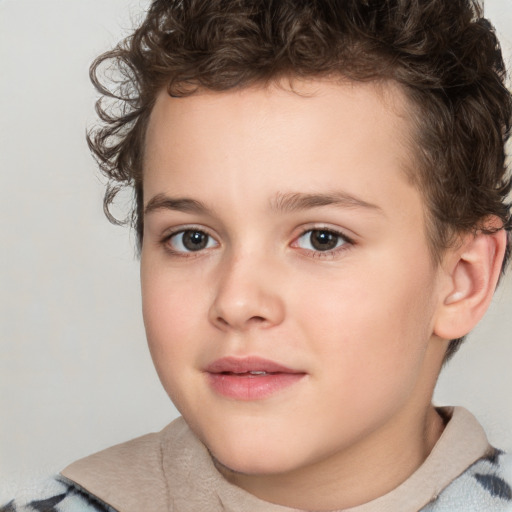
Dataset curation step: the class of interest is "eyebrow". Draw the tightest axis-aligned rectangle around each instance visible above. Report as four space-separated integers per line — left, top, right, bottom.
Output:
144 194 212 216
144 190 383 217
270 191 383 214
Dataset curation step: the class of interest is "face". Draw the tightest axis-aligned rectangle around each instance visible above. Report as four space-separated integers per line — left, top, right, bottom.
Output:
141 79 447 485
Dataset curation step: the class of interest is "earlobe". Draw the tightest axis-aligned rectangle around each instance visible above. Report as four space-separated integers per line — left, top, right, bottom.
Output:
434 221 506 340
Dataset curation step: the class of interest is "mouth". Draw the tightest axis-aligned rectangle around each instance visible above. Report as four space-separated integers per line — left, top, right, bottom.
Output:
204 356 306 400
205 356 301 374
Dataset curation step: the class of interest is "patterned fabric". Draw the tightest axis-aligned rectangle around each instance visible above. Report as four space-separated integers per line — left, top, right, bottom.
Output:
0 477 116 512
3 450 512 512
420 449 512 511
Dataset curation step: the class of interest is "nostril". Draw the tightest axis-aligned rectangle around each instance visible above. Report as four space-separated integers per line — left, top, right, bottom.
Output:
214 314 267 329
216 317 230 327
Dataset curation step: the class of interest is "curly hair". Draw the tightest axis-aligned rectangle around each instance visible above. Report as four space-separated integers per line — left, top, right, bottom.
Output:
88 0 512 360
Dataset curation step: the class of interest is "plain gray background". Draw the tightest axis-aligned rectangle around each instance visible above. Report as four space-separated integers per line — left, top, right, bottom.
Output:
1 0 511 500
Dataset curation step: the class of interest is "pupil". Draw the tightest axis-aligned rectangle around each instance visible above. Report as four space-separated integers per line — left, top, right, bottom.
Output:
183 230 207 251
311 230 338 251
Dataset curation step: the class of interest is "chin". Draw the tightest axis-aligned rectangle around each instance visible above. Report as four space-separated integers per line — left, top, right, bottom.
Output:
204 429 312 477
212 449 297 477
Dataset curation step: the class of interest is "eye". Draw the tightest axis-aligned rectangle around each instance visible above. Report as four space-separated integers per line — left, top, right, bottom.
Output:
167 229 218 253
295 229 349 252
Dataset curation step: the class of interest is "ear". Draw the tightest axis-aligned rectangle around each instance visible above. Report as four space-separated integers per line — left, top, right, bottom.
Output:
433 220 507 340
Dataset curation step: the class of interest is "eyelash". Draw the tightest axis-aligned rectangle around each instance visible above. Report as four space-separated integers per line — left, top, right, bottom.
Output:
161 226 218 257
160 226 354 259
293 227 354 259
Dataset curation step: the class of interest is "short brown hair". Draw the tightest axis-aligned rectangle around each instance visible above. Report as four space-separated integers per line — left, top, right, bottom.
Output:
89 0 512 359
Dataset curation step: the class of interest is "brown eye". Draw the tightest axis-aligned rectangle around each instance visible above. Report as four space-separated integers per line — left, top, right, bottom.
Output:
296 229 347 252
310 230 339 250
168 229 217 252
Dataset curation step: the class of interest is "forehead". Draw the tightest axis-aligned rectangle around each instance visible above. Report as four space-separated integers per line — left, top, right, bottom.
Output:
146 77 410 142
143 78 421 223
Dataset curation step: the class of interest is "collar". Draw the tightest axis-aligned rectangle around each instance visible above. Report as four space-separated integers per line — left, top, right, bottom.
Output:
61 407 491 512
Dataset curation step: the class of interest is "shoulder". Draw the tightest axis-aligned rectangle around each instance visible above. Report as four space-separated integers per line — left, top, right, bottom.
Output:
59 417 194 512
0 475 117 512
1 419 191 512
2 418 208 512
422 449 512 511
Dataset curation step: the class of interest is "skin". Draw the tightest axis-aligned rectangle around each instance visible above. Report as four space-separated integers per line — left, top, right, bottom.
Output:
140 78 457 510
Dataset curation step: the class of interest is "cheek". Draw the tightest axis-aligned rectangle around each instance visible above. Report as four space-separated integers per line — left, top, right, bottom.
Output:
294 255 437 393
140 264 208 376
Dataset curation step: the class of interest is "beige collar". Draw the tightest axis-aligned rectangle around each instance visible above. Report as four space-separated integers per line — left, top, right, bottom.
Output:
61 407 491 512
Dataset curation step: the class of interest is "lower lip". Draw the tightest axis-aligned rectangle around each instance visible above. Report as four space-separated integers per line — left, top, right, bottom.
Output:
206 372 305 400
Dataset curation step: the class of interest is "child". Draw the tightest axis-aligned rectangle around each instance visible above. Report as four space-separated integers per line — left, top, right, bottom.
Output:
3 0 512 510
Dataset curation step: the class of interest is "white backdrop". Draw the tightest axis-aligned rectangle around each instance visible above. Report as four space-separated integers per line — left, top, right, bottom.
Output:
1 0 511 501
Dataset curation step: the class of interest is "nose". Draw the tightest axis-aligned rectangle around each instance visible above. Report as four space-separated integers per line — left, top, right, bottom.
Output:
208 253 286 332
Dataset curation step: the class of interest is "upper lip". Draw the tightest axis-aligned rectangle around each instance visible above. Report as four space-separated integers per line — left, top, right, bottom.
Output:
205 356 303 374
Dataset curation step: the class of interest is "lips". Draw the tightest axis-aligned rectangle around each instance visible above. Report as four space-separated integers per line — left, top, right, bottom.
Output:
205 356 306 400
206 356 301 375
